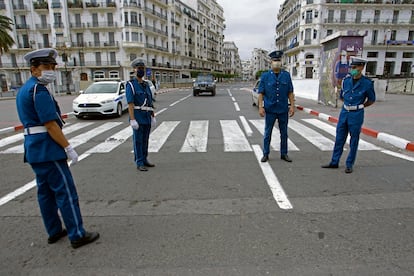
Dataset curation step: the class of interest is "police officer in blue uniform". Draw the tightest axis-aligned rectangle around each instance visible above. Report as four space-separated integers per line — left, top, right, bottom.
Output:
16 48 99 248
258 50 295 163
322 57 376 173
127 58 155 171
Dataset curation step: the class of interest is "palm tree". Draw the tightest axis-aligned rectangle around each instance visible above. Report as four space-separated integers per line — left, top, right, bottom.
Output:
0 15 15 54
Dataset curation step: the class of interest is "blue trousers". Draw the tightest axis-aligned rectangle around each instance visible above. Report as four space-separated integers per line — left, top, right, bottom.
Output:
263 111 289 156
132 124 151 166
30 160 85 241
331 109 364 168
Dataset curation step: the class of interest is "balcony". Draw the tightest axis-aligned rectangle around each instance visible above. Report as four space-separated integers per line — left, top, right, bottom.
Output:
144 25 168 36
51 1 62 8
143 7 168 20
85 1 116 8
16 24 30 30
86 21 118 29
86 41 119 48
35 24 51 31
33 1 49 10
145 43 169 53
68 1 83 8
13 3 27 10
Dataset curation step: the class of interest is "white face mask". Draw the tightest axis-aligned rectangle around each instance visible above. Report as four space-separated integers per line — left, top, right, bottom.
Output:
271 61 282 69
38 70 56 84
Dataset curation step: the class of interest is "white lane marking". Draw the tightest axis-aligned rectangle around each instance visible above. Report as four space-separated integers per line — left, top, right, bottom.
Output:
0 142 100 207
0 132 24 148
381 150 414 162
234 102 240 111
220 120 252 152
155 107 167 116
69 122 122 148
252 144 293 209
227 89 232 97
148 121 180 152
288 119 334 151
85 127 132 153
1 122 94 154
170 94 191 107
180 120 209 152
239 116 253 137
231 97 236 102
249 119 299 151
302 118 381 151
0 180 36 206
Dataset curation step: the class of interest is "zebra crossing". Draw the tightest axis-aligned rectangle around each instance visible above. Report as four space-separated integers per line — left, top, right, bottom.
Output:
0 117 382 155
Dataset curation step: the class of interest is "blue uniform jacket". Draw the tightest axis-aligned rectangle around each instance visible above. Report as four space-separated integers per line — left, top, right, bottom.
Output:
126 79 153 125
16 77 67 163
340 75 376 108
258 69 294 114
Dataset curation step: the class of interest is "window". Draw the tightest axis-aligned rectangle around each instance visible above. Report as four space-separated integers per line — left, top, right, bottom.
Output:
95 52 102 66
403 52 413 58
367 52 378 58
94 71 105 79
385 52 396 58
327 30 333 37
109 71 119 78
313 30 317 39
130 54 137 61
131 32 139 41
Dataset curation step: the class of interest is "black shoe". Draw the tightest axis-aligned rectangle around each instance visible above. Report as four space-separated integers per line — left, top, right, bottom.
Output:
281 155 292 162
144 162 155 167
345 167 353 173
71 231 100 249
321 163 339 169
137 166 148 171
48 229 67 244
261 155 269 162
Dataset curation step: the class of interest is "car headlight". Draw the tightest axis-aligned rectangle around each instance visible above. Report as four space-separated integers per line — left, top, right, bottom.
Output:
100 99 113 104
73 100 78 105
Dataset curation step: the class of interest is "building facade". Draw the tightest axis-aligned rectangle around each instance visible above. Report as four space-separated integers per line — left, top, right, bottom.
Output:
223 41 242 76
241 60 253 81
0 0 225 93
275 0 414 79
251 48 270 79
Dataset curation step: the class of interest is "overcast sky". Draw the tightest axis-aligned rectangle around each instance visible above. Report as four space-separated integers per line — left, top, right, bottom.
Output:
216 0 283 60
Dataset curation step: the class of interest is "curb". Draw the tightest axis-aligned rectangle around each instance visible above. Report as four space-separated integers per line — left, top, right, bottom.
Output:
296 104 414 152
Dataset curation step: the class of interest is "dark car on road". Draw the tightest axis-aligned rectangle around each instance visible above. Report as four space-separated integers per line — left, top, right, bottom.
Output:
193 74 216 96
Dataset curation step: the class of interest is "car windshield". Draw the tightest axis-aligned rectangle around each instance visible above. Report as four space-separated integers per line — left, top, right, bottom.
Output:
84 83 118 94
197 75 213 82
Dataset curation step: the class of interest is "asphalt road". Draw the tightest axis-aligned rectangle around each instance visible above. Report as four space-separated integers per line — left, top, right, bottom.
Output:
0 82 413 275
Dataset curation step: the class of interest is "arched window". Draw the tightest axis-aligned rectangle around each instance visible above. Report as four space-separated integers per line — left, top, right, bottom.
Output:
93 71 105 80
109 71 119 79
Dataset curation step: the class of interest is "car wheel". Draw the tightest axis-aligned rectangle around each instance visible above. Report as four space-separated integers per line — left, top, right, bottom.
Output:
252 95 256 106
75 114 83 119
116 103 122 117
211 90 216 96
193 91 197 96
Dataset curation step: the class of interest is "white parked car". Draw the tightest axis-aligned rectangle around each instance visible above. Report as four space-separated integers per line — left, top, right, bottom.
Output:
144 79 157 102
251 80 261 107
72 80 128 118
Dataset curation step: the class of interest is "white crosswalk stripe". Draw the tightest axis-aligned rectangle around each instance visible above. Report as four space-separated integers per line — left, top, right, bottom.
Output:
0 118 391 156
288 119 334 151
220 120 252 152
180 120 209 152
148 121 180 152
0 122 94 154
302 119 381 151
249 119 299 151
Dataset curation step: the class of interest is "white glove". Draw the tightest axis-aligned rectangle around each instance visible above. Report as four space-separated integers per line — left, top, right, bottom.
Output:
151 116 156 128
65 144 78 165
130 119 139 130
